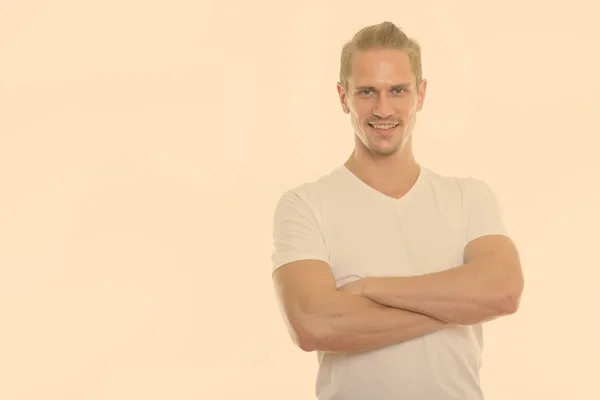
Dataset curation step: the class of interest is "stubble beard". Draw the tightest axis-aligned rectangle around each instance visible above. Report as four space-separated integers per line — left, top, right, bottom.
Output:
361 124 410 158
351 105 418 158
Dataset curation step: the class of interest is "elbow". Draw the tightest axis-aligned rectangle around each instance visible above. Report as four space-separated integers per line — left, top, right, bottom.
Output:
498 280 524 315
502 260 525 315
499 295 520 315
293 322 342 353
297 335 319 352
292 328 319 352
287 316 325 353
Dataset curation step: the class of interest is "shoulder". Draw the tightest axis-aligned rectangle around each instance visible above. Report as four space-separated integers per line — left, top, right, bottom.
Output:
274 166 347 213
423 167 499 202
424 167 509 242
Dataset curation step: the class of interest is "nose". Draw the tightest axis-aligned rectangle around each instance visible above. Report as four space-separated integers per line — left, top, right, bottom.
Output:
373 94 394 118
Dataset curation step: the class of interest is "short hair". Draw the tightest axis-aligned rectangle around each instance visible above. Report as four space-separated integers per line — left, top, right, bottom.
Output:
339 21 423 90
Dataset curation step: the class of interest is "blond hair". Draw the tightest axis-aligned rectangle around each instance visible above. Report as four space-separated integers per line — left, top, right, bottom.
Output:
339 21 423 90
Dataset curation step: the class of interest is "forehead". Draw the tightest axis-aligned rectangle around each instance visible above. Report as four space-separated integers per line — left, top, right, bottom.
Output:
349 48 414 87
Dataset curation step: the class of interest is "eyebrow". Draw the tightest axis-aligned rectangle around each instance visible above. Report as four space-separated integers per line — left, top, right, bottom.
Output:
354 83 411 91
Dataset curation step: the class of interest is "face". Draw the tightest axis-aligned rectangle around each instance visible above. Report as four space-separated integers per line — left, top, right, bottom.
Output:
337 49 427 158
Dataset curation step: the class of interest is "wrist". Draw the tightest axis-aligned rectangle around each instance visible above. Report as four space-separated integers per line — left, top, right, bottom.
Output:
362 277 378 299
363 277 403 305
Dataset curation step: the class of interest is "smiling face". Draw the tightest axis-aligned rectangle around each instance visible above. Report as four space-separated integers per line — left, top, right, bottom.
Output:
337 48 427 158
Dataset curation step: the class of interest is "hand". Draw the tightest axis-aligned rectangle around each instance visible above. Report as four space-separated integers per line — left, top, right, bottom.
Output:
338 278 369 296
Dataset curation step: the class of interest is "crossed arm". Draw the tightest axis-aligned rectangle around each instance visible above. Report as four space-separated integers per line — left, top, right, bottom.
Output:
339 234 524 326
273 260 449 354
272 180 524 354
273 234 524 354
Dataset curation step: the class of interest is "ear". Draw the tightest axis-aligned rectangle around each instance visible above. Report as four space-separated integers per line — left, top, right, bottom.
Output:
416 78 427 111
337 82 350 114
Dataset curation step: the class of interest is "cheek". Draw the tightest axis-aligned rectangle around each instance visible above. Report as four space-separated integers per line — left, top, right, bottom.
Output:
351 114 364 128
349 105 369 123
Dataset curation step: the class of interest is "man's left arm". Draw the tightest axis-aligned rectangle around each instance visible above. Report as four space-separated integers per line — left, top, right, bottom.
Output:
341 178 525 325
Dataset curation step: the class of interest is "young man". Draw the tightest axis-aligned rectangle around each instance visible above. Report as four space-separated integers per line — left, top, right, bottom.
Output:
271 21 524 400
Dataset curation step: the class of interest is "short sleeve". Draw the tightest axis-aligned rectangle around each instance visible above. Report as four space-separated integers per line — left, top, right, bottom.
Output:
271 189 329 274
464 178 509 244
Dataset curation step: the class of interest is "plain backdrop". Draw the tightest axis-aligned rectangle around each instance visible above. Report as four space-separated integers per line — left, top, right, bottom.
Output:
1 1 599 399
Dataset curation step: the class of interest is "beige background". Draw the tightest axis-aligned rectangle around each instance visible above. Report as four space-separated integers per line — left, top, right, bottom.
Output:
1 1 599 399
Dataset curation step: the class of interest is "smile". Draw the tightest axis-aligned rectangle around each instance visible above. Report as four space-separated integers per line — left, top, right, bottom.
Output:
369 123 399 129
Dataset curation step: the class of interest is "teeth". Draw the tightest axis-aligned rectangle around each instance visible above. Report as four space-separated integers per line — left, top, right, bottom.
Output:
371 124 397 129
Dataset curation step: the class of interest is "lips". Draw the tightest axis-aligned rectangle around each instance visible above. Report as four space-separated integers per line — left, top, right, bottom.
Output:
369 122 399 129
368 122 400 133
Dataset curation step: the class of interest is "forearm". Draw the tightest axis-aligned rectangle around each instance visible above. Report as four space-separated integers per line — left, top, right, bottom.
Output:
363 254 522 325
300 292 449 354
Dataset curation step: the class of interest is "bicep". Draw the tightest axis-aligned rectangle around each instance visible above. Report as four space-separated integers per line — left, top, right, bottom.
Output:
464 234 520 265
273 258 337 312
272 259 338 349
462 176 525 297
464 234 524 306
270 189 335 345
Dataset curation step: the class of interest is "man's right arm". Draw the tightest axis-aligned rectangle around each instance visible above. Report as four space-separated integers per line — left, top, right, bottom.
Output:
271 188 449 354
273 259 449 354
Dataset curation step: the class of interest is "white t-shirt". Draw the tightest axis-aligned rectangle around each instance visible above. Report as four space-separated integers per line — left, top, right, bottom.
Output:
271 164 509 400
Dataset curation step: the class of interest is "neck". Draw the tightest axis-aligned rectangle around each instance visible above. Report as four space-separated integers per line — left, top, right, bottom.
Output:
344 139 421 199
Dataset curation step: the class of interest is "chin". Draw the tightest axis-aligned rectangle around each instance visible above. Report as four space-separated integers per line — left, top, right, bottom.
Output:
369 132 403 146
356 129 405 154
365 141 401 156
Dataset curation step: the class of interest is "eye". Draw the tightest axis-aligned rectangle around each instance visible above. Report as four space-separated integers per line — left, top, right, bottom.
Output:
360 89 373 95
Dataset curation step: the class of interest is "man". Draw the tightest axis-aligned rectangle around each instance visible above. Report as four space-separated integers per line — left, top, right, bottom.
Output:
270 21 524 400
